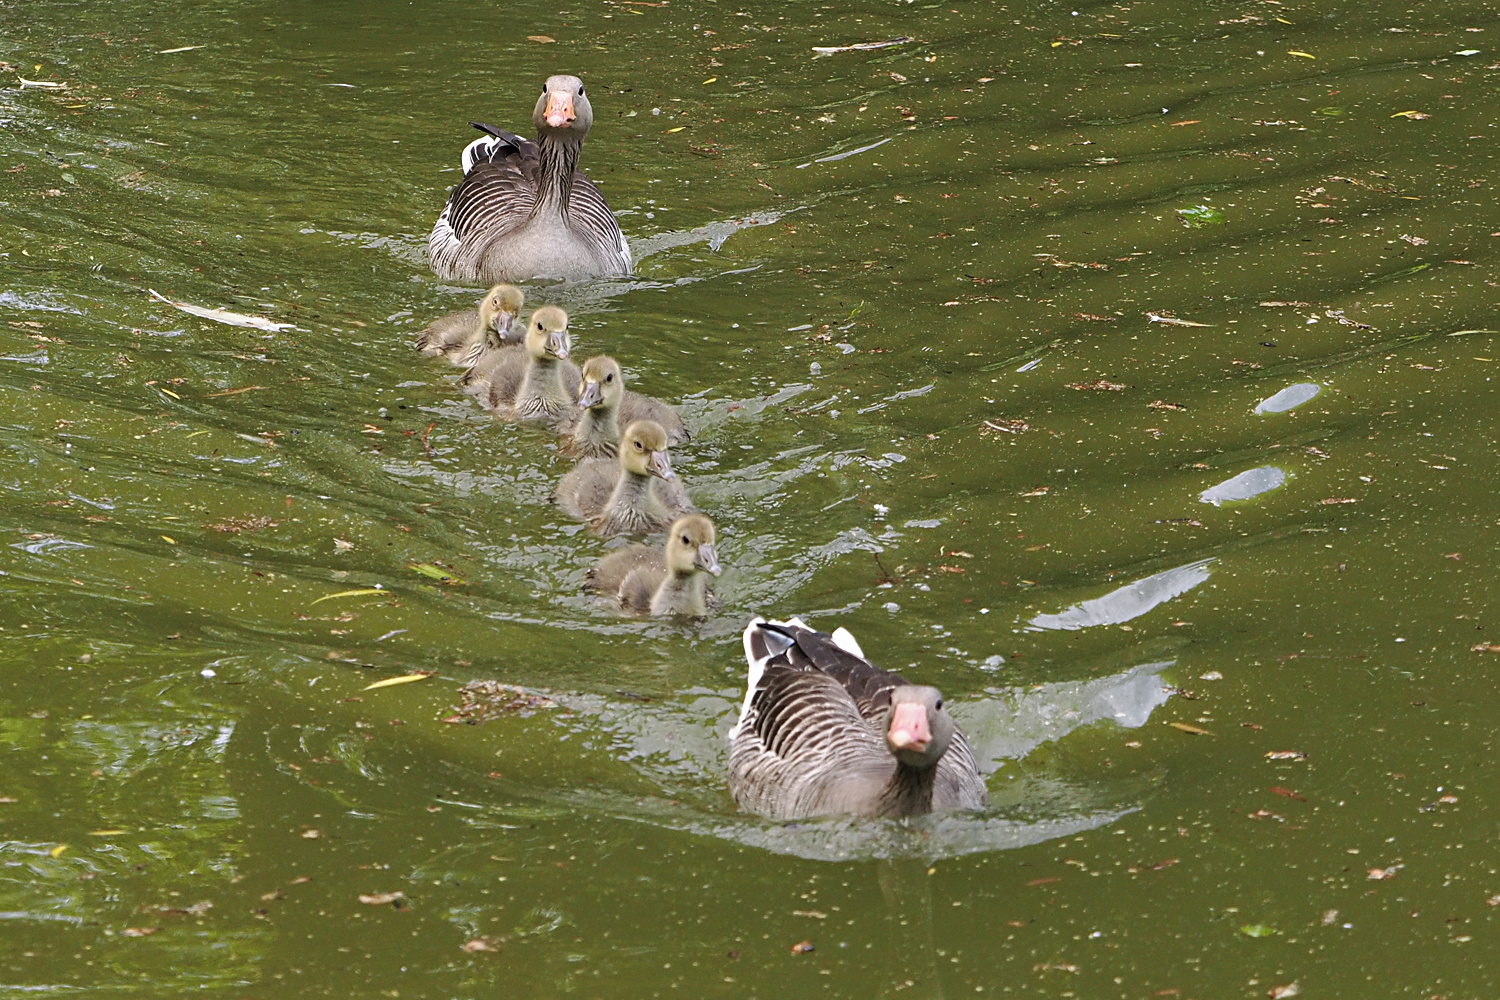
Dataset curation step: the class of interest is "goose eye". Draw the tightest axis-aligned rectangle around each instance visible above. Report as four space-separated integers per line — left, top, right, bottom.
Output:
935 699 944 711
578 88 584 96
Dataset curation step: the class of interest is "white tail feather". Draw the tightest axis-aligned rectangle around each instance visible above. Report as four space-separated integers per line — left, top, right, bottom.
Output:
830 626 864 659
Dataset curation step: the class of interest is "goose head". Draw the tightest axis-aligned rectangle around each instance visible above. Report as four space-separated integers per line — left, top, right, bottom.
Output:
577 355 625 410
479 284 525 346
525 305 571 361
665 514 721 577
533 74 593 140
619 419 673 479
885 686 956 768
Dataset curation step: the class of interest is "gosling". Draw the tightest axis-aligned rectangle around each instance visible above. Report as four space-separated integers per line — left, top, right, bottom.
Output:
587 514 721 616
551 419 696 536
414 284 524 367
463 305 581 425
560 355 690 458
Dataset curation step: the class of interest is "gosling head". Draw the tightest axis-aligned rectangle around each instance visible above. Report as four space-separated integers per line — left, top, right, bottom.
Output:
884 686 957 769
577 355 625 410
479 284 525 346
665 514 720 578
525 306 571 362
618 419 673 480
533 74 593 140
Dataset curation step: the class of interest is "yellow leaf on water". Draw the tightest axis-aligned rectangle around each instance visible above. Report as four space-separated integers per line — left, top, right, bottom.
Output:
362 673 433 691
1169 722 1214 736
702 77 717 84
407 562 465 585
309 588 385 606
1275 16 1292 23
161 535 177 545
50 844 67 858
158 387 180 399
1391 110 1430 119
665 126 685 133
88 829 127 836
1287 50 1315 59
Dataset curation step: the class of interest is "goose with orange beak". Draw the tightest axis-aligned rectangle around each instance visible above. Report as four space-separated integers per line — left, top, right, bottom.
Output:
728 617 987 820
428 74 631 283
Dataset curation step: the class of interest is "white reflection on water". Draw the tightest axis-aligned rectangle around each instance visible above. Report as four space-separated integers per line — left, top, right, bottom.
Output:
1028 559 1213 631
1199 465 1287 506
1254 381 1321 414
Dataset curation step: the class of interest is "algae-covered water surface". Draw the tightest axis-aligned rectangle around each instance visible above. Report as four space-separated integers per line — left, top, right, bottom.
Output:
2 0 1499 996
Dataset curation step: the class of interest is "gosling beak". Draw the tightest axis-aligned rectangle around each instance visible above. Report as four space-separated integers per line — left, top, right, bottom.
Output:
547 330 570 360
577 379 604 408
887 702 932 753
492 310 515 341
696 543 722 577
544 91 576 129
648 450 674 480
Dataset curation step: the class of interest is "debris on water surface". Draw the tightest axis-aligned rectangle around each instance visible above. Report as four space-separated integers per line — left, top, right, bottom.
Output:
363 672 434 692
358 891 406 907
121 926 159 937
527 35 555 43
1239 923 1277 937
1146 312 1213 327
204 515 279 533
811 37 911 56
1066 379 1125 391
980 417 1029 435
1270 786 1305 801
1148 399 1186 410
1168 722 1212 736
1176 205 1225 227
1367 866 1400 881
790 939 815 954
1265 750 1306 760
148 289 295 332
442 681 558 725
1391 110 1430 119
1268 983 1301 999
407 562 466 585
18 76 67 89
462 937 504 952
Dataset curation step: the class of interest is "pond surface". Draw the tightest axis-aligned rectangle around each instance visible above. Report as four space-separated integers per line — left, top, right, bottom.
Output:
2 0 1498 996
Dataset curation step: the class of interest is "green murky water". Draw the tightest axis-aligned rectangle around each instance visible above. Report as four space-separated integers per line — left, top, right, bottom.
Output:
2 0 1498 995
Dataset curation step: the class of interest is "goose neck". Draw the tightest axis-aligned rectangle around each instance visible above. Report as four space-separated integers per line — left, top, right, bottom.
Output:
876 760 937 818
535 132 581 215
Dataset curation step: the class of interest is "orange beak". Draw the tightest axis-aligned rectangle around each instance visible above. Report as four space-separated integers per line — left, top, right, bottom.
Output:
544 91 576 128
888 702 931 752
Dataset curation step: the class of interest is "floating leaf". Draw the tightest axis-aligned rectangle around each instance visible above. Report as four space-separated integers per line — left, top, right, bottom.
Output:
702 76 717 84
309 588 385 606
1169 722 1213 736
88 829 127 836
358 891 406 905
160 535 177 545
362 672 433 692
407 562 465 585
122 926 159 937
1176 204 1226 227
1313 106 1344 116
1286 50 1315 59
1391 110 1430 119
665 126 686 133
527 35 555 43
49 844 67 858
1240 923 1277 937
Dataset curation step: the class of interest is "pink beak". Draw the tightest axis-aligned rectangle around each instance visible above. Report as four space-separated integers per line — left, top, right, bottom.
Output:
888 702 931 752
544 91 576 128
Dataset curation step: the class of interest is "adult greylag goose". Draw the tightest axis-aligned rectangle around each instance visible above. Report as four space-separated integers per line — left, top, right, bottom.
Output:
462 305 581 424
414 284 524 367
428 74 631 283
551 419 695 536
587 514 721 616
560 355 689 458
728 617 987 820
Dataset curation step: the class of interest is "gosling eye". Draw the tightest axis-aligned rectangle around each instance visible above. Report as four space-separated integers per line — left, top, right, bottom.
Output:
634 440 644 451
681 535 690 544
605 373 614 383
